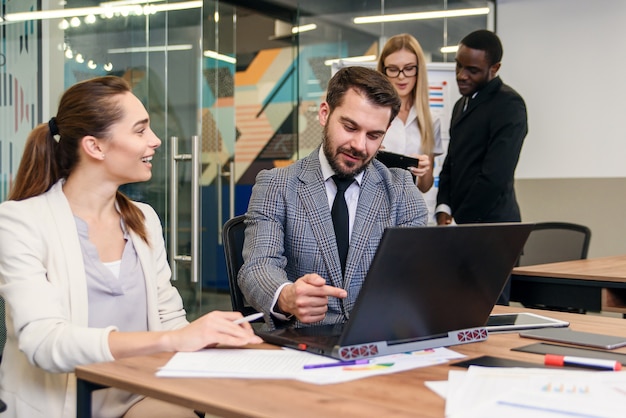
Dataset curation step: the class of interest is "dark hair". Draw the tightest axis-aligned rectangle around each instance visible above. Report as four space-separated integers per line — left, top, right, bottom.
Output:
460 30 503 66
9 76 150 244
325 66 401 125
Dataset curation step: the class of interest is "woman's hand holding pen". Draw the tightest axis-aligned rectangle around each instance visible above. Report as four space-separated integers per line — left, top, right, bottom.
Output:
108 310 263 359
169 310 263 351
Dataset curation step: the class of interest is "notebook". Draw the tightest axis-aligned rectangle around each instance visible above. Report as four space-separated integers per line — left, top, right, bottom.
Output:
257 223 533 360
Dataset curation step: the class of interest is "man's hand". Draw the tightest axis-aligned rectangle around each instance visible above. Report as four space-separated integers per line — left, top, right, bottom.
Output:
437 212 453 225
277 274 347 323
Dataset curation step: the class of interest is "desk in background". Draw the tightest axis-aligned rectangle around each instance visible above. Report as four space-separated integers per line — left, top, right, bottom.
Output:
511 255 626 314
75 306 626 418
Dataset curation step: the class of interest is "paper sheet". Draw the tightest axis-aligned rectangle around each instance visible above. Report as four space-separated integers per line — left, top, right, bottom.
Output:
157 347 465 385
426 366 626 418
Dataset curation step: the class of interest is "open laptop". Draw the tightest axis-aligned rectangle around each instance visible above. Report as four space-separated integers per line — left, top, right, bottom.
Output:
257 223 533 360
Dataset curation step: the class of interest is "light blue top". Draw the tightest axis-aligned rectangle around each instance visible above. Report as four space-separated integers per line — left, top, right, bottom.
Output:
75 216 148 332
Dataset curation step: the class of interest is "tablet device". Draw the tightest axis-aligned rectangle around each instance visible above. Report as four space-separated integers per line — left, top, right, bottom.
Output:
519 328 626 350
486 312 569 333
375 150 419 170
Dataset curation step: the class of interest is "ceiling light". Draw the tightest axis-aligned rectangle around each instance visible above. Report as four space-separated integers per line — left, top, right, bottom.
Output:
104 62 113 71
149 1 201 12
85 14 97 24
324 55 377 66
108 44 193 53
70 16 81 27
58 19 70 30
100 0 165 5
75 54 84 63
354 7 490 24
203 50 236 64
64 49 74 59
440 46 459 54
292 23 316 34
87 60 97 69
5 7 102 22
4 1 200 22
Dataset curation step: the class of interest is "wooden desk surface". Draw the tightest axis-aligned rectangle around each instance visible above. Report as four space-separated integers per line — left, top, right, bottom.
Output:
75 306 626 418
512 255 626 283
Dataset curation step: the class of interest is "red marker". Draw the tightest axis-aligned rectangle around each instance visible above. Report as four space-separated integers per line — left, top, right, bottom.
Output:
545 354 622 371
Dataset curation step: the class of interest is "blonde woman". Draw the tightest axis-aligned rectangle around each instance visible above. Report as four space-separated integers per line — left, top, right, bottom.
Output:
377 33 443 193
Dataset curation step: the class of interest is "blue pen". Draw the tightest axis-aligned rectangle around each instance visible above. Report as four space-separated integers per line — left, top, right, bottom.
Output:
303 359 370 369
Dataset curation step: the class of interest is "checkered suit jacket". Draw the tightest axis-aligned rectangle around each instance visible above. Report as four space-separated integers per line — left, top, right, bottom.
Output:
238 147 428 329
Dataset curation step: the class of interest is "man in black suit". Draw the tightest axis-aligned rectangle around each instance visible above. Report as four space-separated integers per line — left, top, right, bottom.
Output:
436 30 528 304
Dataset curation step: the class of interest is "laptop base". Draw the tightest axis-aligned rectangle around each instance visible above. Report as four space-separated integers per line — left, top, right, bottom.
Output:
330 327 488 360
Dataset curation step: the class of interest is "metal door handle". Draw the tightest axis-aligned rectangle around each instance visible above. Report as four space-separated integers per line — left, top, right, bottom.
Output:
169 135 200 283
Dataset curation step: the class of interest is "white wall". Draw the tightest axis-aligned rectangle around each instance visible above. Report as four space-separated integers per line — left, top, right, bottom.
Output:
497 0 626 179
496 0 626 257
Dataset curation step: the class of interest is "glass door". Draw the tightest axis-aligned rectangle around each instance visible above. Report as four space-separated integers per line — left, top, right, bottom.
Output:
199 2 300 309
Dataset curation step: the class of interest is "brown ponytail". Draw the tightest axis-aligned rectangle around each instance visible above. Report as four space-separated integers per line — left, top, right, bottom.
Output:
9 123 59 200
9 76 150 244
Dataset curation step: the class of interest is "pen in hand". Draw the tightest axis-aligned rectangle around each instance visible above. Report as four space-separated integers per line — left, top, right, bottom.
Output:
232 312 264 325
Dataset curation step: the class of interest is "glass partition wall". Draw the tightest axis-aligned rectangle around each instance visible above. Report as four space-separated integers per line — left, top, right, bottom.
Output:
0 0 492 318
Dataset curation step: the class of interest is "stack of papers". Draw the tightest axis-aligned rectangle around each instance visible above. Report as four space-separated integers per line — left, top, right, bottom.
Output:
157 347 465 385
427 366 626 417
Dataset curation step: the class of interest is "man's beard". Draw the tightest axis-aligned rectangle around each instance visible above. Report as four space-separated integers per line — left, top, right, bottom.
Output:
322 127 371 179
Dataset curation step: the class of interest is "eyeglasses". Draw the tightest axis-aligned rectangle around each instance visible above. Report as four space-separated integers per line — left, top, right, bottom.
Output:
384 65 418 78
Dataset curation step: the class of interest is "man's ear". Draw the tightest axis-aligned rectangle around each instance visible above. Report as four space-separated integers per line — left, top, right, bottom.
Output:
81 135 105 160
318 101 330 127
489 62 501 78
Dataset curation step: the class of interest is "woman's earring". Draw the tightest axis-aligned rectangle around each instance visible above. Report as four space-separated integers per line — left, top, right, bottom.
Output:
101 154 105 160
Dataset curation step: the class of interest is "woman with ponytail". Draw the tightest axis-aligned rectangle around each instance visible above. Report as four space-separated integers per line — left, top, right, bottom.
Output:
0 76 261 418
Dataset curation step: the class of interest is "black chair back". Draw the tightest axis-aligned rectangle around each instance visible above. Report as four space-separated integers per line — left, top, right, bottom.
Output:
518 222 591 267
222 215 261 318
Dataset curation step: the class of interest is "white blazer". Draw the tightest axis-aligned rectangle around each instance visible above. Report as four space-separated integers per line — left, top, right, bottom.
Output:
0 181 188 418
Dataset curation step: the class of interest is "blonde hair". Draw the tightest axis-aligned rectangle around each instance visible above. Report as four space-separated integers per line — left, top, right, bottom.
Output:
378 33 435 155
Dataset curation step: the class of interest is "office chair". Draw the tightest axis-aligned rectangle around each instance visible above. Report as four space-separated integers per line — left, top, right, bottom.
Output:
518 222 591 267
515 221 591 313
222 215 262 320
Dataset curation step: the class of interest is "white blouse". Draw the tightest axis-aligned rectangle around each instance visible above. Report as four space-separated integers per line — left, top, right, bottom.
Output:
383 105 443 156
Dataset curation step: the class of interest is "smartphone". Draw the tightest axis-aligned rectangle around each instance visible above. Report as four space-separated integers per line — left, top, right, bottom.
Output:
375 150 419 170
520 328 626 350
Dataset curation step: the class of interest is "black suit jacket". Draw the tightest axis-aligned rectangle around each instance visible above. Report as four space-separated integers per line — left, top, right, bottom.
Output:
437 77 528 224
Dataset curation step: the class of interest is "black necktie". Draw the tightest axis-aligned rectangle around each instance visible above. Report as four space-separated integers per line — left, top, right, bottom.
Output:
331 175 354 275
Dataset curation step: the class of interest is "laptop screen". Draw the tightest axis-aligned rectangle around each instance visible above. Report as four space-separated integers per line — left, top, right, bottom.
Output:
339 223 532 346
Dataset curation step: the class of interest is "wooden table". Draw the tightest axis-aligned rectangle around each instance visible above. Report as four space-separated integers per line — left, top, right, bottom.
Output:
75 306 626 418
511 255 626 314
